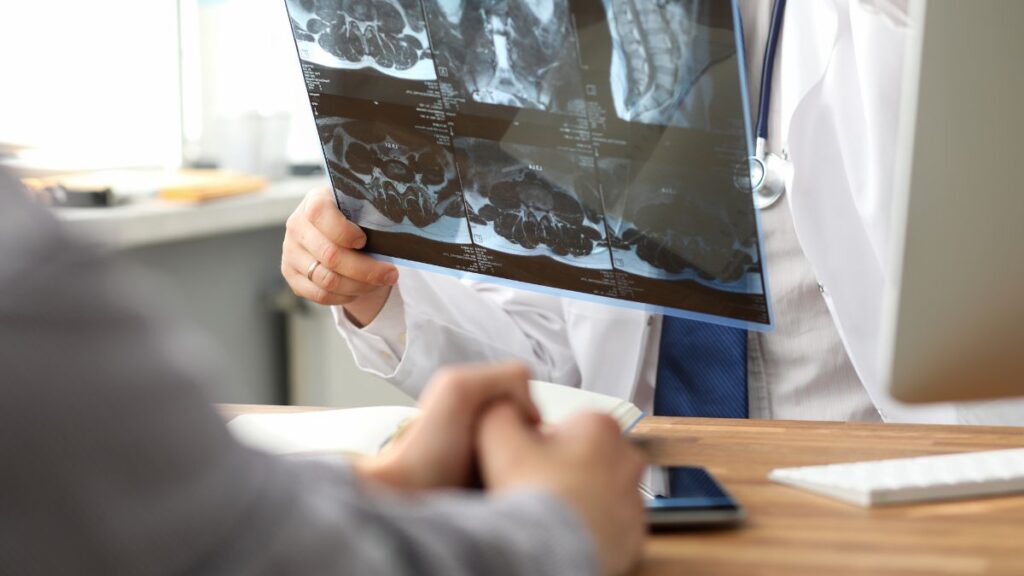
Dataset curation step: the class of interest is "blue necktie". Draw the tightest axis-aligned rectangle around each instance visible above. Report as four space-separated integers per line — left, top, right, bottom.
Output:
655 316 747 494
655 316 748 418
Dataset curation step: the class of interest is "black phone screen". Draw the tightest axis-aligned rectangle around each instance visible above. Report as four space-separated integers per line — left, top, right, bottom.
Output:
643 466 743 528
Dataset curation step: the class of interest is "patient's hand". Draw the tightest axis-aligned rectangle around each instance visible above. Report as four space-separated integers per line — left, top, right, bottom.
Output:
477 404 647 576
281 186 398 327
355 363 540 491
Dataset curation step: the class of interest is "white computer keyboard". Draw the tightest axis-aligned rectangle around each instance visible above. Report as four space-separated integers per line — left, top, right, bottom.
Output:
768 448 1024 507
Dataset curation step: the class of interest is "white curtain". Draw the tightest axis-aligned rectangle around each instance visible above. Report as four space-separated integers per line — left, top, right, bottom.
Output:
181 0 322 169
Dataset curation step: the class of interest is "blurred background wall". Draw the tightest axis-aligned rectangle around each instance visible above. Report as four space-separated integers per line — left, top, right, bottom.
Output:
0 0 412 409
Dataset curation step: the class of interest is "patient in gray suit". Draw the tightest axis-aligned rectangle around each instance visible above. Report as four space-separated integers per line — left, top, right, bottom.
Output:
0 169 645 576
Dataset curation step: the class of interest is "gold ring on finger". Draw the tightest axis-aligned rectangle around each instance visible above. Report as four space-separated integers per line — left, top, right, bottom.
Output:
306 260 321 282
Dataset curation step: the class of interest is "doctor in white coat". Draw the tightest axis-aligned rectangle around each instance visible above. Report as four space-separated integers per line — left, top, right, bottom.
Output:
281 0 1023 425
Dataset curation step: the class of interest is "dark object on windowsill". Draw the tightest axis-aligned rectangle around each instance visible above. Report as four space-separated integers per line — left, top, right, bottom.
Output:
186 158 221 171
22 180 114 208
289 163 323 176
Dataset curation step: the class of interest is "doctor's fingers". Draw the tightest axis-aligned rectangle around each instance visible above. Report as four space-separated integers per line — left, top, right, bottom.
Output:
284 271 365 307
282 243 382 305
291 186 367 250
289 223 397 286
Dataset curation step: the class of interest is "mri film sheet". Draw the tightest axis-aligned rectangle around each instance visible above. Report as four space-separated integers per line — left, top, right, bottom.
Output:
287 0 771 328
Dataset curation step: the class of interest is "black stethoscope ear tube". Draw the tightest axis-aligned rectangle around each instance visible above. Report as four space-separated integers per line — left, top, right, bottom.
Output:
750 0 788 209
756 0 787 144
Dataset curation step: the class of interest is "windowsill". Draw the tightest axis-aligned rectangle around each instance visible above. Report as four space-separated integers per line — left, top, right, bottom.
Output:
56 176 323 250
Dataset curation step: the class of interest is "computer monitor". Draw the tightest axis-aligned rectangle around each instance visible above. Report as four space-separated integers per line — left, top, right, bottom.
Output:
883 0 1024 403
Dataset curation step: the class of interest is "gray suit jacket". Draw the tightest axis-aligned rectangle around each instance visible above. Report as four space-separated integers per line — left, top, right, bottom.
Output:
0 171 595 576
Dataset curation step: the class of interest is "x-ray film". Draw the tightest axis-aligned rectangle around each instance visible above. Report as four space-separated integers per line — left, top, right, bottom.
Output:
286 0 772 329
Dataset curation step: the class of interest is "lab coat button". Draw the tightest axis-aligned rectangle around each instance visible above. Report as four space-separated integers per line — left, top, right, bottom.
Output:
817 283 826 294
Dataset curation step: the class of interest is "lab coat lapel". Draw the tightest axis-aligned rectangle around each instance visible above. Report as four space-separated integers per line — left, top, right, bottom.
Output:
776 0 839 145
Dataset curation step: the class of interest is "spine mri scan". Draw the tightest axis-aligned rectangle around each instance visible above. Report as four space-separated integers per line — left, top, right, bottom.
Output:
288 0 437 79
422 0 586 114
319 117 471 242
287 0 770 324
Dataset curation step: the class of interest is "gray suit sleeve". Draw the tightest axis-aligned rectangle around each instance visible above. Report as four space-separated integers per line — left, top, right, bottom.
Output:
0 173 596 576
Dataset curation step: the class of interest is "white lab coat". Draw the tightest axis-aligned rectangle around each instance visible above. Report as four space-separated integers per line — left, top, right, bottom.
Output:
337 0 1022 425
781 0 952 422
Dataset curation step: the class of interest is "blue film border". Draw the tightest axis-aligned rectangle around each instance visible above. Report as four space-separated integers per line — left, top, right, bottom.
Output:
733 0 776 330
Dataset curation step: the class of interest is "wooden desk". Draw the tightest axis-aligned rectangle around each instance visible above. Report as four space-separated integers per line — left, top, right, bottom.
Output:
224 406 1024 575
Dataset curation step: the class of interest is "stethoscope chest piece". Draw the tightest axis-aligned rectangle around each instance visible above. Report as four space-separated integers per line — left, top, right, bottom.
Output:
751 152 789 210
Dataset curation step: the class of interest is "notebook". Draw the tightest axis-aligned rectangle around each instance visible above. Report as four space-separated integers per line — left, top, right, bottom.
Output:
228 380 643 458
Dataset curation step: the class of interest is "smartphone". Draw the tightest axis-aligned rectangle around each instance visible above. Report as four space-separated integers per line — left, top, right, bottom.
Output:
642 466 745 529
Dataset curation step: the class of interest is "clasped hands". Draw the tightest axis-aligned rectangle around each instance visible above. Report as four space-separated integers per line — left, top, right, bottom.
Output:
353 363 647 576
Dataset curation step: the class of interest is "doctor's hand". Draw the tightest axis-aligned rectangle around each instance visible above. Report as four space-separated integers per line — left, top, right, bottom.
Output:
355 363 541 492
477 405 647 576
281 186 399 327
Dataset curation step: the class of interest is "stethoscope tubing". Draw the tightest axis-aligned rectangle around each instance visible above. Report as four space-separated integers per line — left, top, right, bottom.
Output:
749 0 788 208
756 0 787 144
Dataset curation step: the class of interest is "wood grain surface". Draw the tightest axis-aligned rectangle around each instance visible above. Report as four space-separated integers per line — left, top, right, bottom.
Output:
631 417 1024 576
222 406 1024 575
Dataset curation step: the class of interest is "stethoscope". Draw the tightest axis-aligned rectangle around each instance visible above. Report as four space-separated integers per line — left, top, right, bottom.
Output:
747 0 789 210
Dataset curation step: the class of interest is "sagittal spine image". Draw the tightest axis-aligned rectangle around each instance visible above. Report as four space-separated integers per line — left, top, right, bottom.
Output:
600 158 759 290
319 117 467 230
287 0 435 79
422 0 585 113
458 138 607 261
603 0 729 129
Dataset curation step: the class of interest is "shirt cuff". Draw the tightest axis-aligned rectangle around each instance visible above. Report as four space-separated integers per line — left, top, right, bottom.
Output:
482 489 598 576
332 286 408 377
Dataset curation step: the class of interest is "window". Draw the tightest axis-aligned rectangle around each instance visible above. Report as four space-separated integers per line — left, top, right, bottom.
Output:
0 1 182 169
0 0 320 173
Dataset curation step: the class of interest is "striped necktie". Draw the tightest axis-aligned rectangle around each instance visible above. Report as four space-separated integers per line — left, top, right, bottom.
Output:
654 316 748 419
655 315 748 496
